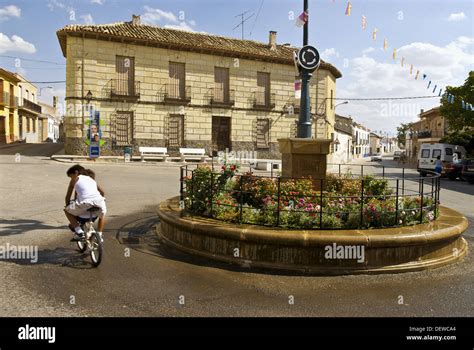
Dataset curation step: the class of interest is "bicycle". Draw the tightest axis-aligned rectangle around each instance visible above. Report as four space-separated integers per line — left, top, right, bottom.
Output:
68 206 103 267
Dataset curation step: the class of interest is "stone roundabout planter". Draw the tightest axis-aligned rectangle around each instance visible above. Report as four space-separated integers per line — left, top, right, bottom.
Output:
156 196 468 275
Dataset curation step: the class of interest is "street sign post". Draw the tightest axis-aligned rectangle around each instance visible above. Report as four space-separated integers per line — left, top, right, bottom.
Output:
297 45 320 71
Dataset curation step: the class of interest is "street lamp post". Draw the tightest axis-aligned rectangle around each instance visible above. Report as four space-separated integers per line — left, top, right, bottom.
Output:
297 0 311 138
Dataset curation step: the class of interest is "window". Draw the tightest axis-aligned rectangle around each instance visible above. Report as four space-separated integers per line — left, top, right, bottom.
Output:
421 150 431 158
445 148 453 156
256 72 270 106
112 111 133 146
256 118 270 149
115 56 135 96
432 149 441 159
214 67 230 103
169 62 186 99
32 119 36 133
168 115 184 148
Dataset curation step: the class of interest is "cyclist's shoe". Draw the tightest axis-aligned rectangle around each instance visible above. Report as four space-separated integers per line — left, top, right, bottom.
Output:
98 232 104 243
70 232 85 242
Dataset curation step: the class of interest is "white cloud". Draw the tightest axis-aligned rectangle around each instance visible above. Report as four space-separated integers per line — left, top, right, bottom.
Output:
336 37 474 132
47 0 65 11
189 20 196 27
91 0 104 4
39 87 66 115
0 5 21 21
80 14 94 25
362 47 375 55
0 33 36 54
321 48 340 61
164 22 195 32
142 6 178 25
447 12 466 22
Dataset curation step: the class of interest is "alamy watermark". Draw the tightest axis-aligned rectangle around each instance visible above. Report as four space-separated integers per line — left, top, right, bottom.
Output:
324 243 365 263
380 101 421 118
18 324 55 344
0 243 38 263
217 148 258 164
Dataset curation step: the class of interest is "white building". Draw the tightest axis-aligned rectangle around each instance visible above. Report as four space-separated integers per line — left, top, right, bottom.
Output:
333 115 353 164
352 122 370 158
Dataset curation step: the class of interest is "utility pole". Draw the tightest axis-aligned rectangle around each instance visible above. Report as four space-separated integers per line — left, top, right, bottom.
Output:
297 0 311 138
233 10 255 40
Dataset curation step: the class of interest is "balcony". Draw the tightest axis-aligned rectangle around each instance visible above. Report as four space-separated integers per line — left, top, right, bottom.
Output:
0 92 18 107
209 88 235 108
18 98 41 114
417 130 444 139
108 79 140 99
253 91 275 110
161 84 191 104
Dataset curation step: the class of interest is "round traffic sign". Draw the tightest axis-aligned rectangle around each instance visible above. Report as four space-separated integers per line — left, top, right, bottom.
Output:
297 45 320 71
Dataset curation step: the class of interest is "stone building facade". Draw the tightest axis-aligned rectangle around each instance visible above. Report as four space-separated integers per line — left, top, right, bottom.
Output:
57 15 341 158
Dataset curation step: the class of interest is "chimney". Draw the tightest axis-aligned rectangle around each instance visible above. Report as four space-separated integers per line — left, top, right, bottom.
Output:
269 31 277 51
420 109 424 114
53 96 58 108
132 15 141 26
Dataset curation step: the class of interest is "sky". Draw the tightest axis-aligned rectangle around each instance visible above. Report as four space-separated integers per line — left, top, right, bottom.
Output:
0 0 473 134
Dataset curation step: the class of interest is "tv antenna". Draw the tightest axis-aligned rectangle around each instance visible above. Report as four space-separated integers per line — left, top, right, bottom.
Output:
233 10 255 40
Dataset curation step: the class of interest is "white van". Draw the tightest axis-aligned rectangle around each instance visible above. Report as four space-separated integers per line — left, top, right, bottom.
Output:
417 143 466 175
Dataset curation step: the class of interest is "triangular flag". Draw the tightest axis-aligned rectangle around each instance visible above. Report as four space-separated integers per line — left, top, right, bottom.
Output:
401 57 405 67
362 15 367 30
423 74 427 80
415 70 420 80
373 28 377 41
383 38 388 50
393 48 397 60
410 65 413 74
345 2 352 16
438 89 442 97
295 11 308 27
427 81 431 89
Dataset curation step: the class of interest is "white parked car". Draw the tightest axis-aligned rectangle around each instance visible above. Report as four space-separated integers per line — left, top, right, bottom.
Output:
371 153 383 162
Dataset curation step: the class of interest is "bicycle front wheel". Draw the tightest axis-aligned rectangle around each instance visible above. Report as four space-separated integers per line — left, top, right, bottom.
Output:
76 239 87 253
90 232 103 267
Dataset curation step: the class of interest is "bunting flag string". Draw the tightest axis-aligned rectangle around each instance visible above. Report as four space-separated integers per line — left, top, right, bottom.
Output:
345 2 352 16
337 1 471 110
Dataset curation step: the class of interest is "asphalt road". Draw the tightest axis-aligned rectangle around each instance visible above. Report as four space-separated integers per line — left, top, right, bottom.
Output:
0 147 473 316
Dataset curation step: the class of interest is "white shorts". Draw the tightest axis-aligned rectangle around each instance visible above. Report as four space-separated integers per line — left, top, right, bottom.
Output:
65 198 107 219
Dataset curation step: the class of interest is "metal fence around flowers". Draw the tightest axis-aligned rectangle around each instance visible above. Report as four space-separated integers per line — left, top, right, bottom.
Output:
179 163 441 230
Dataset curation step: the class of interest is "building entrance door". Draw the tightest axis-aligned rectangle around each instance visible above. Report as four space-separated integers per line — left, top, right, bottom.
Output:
0 117 6 144
212 116 231 152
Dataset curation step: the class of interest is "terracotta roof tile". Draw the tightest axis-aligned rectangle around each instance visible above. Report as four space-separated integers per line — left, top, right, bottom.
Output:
57 21 341 78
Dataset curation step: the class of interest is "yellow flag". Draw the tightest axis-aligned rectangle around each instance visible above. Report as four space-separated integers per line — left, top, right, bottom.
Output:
410 65 413 74
415 70 420 80
373 28 378 41
383 38 388 51
345 2 352 16
401 57 405 67
393 48 397 60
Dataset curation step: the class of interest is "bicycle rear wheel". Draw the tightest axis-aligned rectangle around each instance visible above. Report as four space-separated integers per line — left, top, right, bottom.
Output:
90 232 103 267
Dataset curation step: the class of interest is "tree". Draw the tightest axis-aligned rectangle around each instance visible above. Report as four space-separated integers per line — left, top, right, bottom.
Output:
396 123 412 147
440 71 474 132
440 130 474 156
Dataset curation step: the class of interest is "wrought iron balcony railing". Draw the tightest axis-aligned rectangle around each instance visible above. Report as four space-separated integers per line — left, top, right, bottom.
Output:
162 84 191 104
109 79 140 99
19 98 41 114
253 91 275 110
209 88 235 107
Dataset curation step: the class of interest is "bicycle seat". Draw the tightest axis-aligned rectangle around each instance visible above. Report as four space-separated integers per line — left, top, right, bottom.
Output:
87 206 101 212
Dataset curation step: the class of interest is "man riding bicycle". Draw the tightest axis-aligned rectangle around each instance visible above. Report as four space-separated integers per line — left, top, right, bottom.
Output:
64 165 106 242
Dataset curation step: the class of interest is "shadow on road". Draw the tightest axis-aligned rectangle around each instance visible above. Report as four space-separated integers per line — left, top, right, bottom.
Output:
1 246 98 269
0 219 60 236
0 143 64 156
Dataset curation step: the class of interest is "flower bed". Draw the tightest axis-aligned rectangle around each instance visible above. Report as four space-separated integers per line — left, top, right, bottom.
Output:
182 163 439 230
